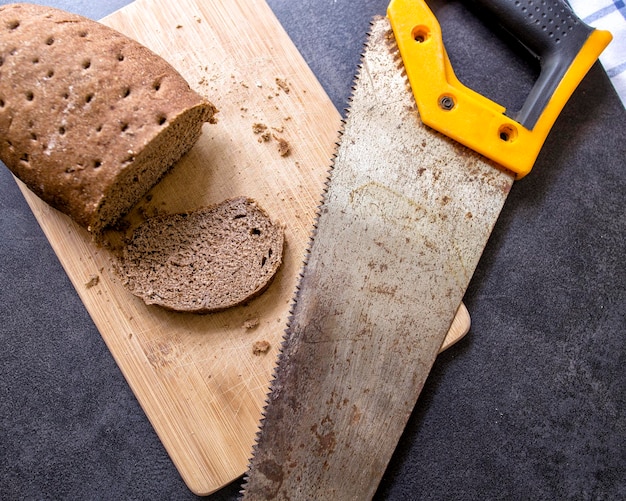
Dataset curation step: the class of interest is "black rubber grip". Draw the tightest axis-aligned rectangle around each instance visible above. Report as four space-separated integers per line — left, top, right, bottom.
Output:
467 0 594 129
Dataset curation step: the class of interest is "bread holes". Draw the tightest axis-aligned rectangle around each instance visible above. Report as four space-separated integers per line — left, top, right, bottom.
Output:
0 3 218 234
19 153 29 164
7 19 20 30
250 228 262 236
262 248 274 268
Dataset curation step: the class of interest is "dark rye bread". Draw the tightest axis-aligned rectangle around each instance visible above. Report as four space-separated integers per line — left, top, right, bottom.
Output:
0 3 217 233
116 197 285 313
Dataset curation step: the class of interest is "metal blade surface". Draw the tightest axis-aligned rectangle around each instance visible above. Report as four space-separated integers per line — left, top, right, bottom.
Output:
243 17 514 500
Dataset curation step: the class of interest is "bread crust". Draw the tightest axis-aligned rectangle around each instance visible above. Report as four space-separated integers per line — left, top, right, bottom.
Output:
0 3 217 232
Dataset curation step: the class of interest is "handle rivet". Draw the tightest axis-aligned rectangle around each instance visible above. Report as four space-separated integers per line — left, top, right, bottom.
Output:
439 95 455 110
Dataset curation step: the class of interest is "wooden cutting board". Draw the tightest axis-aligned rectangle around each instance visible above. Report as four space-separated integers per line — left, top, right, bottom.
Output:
15 0 470 495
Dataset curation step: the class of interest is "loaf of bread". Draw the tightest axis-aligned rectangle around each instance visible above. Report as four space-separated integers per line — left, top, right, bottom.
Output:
116 197 285 313
0 3 217 233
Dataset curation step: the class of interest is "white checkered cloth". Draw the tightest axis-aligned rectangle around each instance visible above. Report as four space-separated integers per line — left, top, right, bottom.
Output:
569 0 626 107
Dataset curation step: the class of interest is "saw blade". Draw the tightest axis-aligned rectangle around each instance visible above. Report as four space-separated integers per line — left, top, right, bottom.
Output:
242 16 514 500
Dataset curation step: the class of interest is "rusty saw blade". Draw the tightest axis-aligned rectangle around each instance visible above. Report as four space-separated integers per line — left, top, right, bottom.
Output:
242 16 514 499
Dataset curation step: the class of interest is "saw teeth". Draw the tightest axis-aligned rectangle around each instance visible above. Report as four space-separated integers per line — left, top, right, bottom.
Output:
241 18 386 497
382 26 419 110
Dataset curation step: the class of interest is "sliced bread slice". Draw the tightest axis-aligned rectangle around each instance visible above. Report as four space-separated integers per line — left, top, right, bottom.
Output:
116 197 285 313
0 3 217 233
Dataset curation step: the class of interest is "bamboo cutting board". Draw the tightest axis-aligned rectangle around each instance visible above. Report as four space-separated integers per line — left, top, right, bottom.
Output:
15 0 470 495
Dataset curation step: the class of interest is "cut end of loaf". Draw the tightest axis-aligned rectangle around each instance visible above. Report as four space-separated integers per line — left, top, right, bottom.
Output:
116 197 285 313
88 101 217 234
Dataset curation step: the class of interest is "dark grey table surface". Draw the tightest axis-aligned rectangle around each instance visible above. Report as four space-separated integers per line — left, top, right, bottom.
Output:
1 1 624 500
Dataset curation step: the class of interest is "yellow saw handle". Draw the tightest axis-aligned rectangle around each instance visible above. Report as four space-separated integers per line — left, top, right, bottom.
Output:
387 0 612 177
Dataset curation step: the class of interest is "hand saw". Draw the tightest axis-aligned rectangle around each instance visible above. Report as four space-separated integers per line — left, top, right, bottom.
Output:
242 0 611 498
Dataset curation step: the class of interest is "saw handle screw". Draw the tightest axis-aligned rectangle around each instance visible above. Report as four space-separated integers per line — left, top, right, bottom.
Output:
438 95 455 111
411 25 430 43
498 123 518 142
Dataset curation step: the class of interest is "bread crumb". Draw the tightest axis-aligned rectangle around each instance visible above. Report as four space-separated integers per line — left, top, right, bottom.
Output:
275 136 291 156
275 78 290 93
252 340 271 355
85 275 100 289
252 123 268 134
244 318 260 330
253 124 290 155
253 123 272 142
